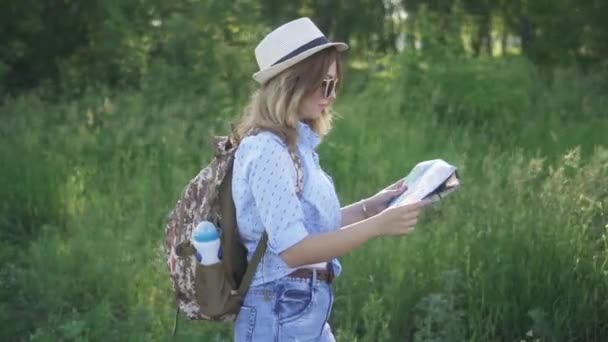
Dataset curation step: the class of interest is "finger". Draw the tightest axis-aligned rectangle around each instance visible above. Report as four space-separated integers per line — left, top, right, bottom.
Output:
390 184 408 194
390 225 414 236
407 217 418 226
401 220 417 233
401 206 420 215
384 187 407 200
395 229 414 236
406 199 431 210
387 179 407 191
420 198 434 207
401 209 420 220
401 212 419 222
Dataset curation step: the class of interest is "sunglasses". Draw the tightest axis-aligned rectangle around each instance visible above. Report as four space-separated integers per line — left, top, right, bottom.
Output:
320 78 339 98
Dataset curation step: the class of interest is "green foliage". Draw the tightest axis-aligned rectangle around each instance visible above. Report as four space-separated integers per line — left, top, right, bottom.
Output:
2 2 607 340
2 0 608 96
1 0 263 99
1 54 607 341
413 270 466 342
321 56 608 341
398 54 535 132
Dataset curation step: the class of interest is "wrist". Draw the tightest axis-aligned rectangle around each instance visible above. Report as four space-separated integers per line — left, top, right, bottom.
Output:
360 198 372 219
363 214 383 239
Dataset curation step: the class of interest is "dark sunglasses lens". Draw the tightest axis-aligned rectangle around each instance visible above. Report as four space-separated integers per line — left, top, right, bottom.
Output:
324 80 335 98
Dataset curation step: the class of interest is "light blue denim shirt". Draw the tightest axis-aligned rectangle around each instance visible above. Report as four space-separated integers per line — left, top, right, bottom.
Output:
232 121 342 286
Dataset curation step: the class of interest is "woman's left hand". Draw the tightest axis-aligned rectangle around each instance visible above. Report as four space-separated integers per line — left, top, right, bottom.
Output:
363 179 408 217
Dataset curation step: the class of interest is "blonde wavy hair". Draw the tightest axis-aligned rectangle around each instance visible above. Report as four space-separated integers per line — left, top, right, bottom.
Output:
233 47 343 150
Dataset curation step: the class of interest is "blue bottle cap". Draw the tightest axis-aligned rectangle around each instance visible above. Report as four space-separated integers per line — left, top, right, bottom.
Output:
192 221 219 242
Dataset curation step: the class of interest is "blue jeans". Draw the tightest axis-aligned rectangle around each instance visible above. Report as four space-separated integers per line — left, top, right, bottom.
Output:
234 271 335 341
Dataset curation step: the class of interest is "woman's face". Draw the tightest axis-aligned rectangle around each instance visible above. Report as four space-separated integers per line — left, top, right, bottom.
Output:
299 60 338 120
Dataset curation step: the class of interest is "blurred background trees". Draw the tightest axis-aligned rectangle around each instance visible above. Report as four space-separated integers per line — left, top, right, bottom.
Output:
2 0 607 97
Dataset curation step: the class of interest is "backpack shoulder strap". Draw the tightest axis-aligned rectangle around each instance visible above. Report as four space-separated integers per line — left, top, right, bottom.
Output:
236 143 304 296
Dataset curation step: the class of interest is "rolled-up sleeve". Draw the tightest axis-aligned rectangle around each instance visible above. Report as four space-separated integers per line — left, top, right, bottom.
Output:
243 134 309 254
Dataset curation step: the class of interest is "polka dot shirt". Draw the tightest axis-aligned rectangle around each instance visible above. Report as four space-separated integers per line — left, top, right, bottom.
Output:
232 121 342 286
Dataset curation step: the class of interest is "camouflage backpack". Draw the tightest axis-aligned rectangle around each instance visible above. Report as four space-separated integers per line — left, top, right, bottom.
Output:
164 132 303 334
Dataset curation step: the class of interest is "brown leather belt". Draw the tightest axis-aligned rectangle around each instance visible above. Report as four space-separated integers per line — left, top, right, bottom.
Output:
288 264 334 283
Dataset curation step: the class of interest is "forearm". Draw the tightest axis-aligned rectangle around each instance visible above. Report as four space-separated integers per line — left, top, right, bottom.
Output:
280 216 380 268
340 200 368 227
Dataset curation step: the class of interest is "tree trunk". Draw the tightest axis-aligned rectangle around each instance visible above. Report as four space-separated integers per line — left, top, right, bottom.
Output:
405 11 417 51
483 16 492 56
473 12 491 57
501 26 508 55
520 15 533 56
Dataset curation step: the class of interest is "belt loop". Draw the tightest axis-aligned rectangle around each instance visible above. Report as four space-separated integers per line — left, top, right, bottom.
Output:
312 268 318 284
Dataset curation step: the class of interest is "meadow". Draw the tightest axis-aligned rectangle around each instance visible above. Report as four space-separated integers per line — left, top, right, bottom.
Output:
1 54 607 341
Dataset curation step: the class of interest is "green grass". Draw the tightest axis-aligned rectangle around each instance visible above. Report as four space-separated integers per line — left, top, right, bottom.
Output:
1 56 607 341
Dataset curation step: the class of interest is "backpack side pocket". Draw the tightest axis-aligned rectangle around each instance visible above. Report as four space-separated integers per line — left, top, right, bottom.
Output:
194 262 243 319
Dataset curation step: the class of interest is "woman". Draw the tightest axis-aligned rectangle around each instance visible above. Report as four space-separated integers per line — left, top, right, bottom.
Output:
231 17 429 341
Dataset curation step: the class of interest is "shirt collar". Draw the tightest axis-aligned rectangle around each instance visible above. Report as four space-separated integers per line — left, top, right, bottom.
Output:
297 121 321 149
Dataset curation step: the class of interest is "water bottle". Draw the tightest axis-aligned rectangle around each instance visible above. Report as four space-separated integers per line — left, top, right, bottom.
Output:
191 221 221 265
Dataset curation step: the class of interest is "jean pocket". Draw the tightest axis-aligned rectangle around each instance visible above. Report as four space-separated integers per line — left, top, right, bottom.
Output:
277 282 332 340
234 305 256 342
276 284 313 324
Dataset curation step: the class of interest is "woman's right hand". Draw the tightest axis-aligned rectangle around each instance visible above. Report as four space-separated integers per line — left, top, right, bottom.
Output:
281 198 432 268
373 200 432 236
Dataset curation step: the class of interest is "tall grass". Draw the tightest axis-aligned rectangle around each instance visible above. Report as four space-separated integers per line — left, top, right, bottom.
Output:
1 56 606 341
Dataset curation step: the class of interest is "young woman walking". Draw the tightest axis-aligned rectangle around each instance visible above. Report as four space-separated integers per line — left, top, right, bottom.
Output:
231 17 429 341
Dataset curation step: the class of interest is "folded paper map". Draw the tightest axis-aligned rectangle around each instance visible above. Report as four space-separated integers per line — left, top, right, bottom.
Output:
388 159 461 208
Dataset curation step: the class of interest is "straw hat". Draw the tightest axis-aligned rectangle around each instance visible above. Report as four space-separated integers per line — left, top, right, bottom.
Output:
253 17 349 84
